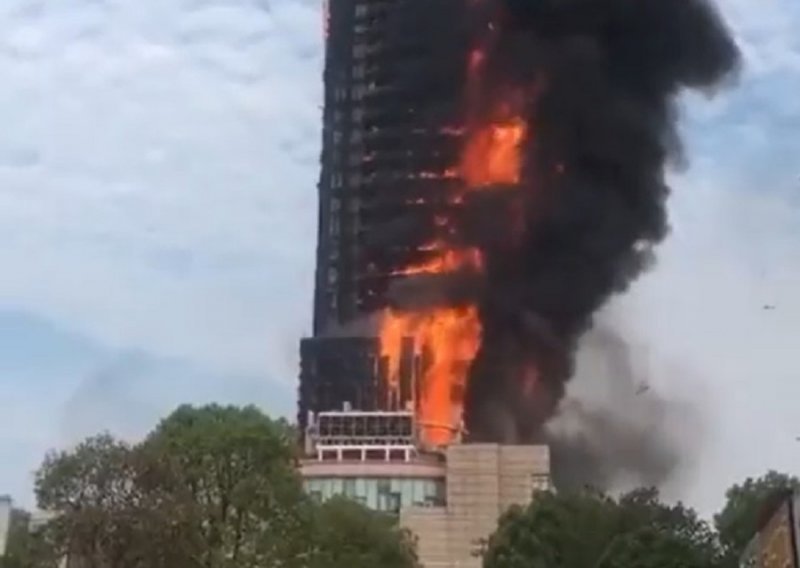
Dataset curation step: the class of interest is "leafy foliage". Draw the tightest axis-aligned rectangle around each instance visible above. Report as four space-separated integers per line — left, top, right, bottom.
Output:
35 432 203 568
23 404 800 568
598 527 718 568
309 497 418 568
142 404 310 568
0 509 60 568
713 470 800 565
484 487 722 568
28 404 415 568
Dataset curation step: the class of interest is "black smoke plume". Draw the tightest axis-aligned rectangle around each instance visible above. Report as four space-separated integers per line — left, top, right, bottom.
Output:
461 0 740 442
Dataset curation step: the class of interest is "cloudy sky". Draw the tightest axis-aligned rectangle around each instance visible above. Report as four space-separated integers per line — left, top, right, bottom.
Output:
0 0 798 515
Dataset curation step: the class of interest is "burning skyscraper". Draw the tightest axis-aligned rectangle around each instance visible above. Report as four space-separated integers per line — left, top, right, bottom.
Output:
299 0 740 449
299 0 476 444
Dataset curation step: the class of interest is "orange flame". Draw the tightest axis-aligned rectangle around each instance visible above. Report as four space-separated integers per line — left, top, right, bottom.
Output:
395 245 483 276
460 116 527 187
377 32 528 448
380 306 481 446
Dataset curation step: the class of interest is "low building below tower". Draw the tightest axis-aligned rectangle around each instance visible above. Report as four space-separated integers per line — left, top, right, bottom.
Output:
300 409 551 568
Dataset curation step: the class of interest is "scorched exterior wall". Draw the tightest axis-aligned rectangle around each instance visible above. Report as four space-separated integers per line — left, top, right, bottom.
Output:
300 0 472 420
313 0 470 332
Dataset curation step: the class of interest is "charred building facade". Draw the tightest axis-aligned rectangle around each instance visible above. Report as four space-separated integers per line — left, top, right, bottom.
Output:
299 336 417 417
299 0 471 429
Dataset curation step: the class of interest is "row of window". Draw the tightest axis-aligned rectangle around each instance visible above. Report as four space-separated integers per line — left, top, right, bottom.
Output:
332 82 371 104
305 476 445 513
353 2 394 21
333 169 440 190
329 171 376 188
331 128 366 148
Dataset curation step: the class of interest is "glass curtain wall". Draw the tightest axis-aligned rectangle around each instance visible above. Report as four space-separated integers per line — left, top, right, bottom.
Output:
305 477 445 512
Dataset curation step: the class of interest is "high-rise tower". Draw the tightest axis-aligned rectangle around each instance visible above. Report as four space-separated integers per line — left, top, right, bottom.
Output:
297 12 554 566
299 0 471 431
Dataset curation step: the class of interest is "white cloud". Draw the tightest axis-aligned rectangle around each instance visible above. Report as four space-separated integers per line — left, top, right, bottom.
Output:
715 0 800 73
622 176 800 515
0 0 323 381
0 310 298 508
0 0 323 503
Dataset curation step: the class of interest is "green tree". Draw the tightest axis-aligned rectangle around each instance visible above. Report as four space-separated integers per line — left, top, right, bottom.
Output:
0 509 48 568
32 404 421 568
609 488 721 566
143 404 310 568
309 496 418 568
484 487 722 568
484 490 617 568
0 509 31 568
35 433 137 567
34 433 200 568
714 470 800 564
598 490 720 568
32 406 308 568
597 527 718 568
1 516 67 568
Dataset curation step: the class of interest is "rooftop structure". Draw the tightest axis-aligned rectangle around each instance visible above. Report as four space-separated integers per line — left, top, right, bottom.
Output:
297 335 422 434
306 409 416 456
301 409 447 512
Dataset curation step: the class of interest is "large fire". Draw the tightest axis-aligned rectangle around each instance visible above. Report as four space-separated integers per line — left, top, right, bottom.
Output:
379 42 527 446
460 115 527 188
394 244 484 277
380 306 481 445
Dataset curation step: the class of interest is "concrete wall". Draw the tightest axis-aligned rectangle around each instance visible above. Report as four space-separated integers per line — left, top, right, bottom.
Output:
0 496 12 557
401 444 550 568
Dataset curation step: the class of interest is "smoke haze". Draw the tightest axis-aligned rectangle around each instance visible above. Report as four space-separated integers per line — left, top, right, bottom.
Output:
546 318 705 493
462 0 741 442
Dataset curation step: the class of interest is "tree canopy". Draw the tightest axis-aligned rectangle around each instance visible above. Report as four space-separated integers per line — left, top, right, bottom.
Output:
141 404 309 568
0 509 57 568
16 403 800 568
28 404 416 568
484 472 800 568
309 497 418 568
484 487 722 568
713 470 800 565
